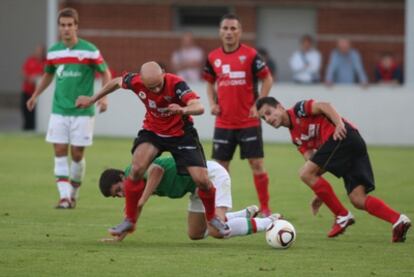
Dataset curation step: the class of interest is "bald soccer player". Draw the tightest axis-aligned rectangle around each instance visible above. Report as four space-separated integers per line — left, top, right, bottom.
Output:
76 61 229 240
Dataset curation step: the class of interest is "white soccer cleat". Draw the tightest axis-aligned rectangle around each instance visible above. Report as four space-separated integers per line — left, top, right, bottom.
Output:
268 213 283 222
245 205 259 218
392 214 411 242
209 216 231 236
55 198 72 209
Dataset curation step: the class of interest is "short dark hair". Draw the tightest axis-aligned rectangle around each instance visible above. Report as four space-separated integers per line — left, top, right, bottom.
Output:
99 168 123 197
58 7 79 25
256 97 280 111
301 34 314 44
220 13 242 25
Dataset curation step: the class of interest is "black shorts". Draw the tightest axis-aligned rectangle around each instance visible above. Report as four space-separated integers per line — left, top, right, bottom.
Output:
310 125 375 194
212 126 264 161
131 126 206 175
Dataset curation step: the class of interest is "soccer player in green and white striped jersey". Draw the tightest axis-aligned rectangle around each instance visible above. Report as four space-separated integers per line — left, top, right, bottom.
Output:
99 157 282 242
26 8 111 209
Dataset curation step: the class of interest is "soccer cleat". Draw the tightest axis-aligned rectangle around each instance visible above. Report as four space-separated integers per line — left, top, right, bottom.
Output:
268 213 283 222
260 207 272 217
392 214 411 243
328 212 355 238
209 216 231 236
245 205 260 218
55 198 72 209
70 198 77 209
108 219 135 236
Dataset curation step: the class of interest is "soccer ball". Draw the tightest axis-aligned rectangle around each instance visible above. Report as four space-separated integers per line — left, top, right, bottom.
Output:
265 219 296 249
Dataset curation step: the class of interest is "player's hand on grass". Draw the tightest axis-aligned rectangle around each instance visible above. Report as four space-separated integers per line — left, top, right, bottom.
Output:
97 97 108 113
311 196 323 216
100 231 129 243
76 96 94 108
333 122 347 141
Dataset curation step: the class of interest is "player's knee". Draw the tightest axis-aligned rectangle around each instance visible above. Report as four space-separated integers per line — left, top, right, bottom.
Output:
129 163 146 180
192 175 211 190
187 232 204 240
187 229 207 240
349 195 365 210
299 166 312 183
248 159 264 173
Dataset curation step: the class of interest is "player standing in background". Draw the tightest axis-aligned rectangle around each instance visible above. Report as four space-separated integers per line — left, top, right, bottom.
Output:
21 44 45 131
76 61 229 237
256 97 411 242
203 14 274 216
26 8 111 209
98 157 282 242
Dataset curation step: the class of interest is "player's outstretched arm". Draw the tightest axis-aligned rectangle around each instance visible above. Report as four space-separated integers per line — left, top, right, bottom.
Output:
137 164 164 209
311 101 346 140
96 68 112 113
76 77 122 109
26 73 54 111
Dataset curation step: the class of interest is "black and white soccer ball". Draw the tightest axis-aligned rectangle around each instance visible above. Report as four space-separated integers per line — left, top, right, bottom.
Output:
265 219 296 249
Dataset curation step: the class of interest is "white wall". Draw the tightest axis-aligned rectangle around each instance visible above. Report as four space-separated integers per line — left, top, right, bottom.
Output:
36 82 414 146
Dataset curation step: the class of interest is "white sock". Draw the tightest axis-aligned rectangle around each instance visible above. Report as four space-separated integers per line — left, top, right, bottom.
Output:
70 159 85 199
255 217 273 231
54 156 71 199
57 181 72 200
226 208 248 220
226 217 273 238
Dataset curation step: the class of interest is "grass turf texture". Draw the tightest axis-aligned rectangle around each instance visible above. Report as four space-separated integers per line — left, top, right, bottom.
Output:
0 133 413 276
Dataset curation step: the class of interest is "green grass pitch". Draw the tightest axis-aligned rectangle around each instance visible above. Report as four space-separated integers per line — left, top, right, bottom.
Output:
0 133 413 276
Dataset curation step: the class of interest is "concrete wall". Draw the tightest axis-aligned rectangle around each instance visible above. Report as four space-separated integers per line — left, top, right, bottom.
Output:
0 0 47 95
36 82 414 146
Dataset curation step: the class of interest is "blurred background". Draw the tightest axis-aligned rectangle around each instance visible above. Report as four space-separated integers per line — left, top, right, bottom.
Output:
0 0 413 145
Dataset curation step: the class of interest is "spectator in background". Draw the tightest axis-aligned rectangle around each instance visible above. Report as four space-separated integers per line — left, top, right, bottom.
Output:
374 52 403 85
325 38 368 86
258 48 277 79
21 45 45 130
171 32 204 82
289 34 321 84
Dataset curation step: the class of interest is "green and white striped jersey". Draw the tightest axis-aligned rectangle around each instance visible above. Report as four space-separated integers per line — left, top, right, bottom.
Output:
45 38 108 116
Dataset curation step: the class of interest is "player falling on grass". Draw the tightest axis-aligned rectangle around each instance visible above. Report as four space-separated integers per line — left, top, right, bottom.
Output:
256 97 411 242
203 14 274 216
76 61 229 237
99 156 282 241
26 8 111 209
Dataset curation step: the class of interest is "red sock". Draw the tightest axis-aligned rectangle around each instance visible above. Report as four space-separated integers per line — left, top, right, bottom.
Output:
124 178 145 223
311 177 348 216
197 186 216 221
254 173 270 211
364 195 400 224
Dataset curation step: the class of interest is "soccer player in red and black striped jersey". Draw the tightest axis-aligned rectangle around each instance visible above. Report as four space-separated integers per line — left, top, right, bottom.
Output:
76 61 230 239
256 97 411 242
203 14 274 216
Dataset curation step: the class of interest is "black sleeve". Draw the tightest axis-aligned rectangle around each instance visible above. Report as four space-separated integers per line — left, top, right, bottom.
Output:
174 81 192 99
251 54 267 75
293 100 308 118
122 72 136 90
203 59 216 78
